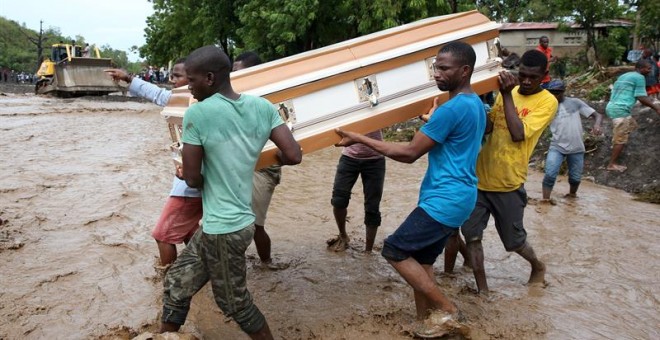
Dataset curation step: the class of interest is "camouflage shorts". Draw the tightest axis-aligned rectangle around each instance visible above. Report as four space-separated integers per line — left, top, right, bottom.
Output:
161 225 266 334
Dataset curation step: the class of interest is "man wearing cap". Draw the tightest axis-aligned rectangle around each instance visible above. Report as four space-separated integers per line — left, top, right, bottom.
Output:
541 80 603 203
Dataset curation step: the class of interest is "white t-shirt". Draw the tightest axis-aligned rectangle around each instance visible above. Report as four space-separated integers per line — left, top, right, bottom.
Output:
549 97 595 154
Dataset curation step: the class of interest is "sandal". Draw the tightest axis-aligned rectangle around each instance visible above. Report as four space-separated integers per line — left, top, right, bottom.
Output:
326 236 349 252
414 310 469 339
606 164 627 172
539 198 557 205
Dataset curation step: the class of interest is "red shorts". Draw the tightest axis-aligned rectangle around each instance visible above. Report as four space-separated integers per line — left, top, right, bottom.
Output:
152 196 203 244
647 84 660 95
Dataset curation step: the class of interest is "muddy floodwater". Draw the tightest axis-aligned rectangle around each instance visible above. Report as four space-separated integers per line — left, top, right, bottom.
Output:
1 93 658 340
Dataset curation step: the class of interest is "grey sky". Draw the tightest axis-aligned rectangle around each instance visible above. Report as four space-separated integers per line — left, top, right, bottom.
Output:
0 0 154 61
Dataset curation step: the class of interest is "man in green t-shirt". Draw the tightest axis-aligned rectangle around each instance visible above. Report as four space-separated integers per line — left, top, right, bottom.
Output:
605 59 660 172
159 45 302 339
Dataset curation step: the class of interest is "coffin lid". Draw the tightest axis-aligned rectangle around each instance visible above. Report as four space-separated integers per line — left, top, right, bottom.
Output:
167 10 500 102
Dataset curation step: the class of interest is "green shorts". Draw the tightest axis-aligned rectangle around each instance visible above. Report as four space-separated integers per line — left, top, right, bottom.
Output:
161 225 266 334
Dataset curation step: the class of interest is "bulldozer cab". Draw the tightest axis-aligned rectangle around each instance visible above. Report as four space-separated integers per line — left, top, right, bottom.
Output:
50 43 86 63
52 44 68 62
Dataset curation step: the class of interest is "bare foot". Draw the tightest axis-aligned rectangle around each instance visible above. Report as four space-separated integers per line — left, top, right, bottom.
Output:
564 193 577 198
528 261 546 285
606 164 627 172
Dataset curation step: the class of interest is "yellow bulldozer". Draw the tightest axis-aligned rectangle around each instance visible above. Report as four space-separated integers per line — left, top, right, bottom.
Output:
35 43 123 97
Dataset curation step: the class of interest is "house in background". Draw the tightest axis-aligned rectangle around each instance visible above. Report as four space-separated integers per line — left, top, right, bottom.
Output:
498 20 633 58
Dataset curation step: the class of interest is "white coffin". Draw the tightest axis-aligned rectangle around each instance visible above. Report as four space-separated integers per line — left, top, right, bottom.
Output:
162 10 502 169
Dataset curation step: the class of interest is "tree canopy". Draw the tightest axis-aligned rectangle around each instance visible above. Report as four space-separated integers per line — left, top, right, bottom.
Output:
140 0 657 65
3 1 659 73
140 0 483 63
0 17 70 72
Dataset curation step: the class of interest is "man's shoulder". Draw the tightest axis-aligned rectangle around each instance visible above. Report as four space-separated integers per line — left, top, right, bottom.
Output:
446 92 480 106
241 93 271 104
619 71 643 81
563 97 586 105
434 94 481 119
564 97 594 111
513 90 557 117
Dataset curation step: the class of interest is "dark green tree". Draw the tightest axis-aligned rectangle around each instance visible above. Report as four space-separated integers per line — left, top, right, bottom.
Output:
141 0 240 65
625 0 660 49
555 0 624 62
0 17 73 73
141 0 478 62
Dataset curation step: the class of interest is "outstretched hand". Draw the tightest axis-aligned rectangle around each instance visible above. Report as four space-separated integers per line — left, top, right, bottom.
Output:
498 70 518 93
175 165 184 180
419 97 440 122
334 128 360 147
591 125 602 136
104 69 131 83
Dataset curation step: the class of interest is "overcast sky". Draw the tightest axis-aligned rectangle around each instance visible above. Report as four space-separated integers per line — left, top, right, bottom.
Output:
1 0 155 61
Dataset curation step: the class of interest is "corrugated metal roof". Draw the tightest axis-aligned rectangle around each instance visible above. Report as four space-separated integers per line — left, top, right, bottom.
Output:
500 20 632 31
500 23 558 30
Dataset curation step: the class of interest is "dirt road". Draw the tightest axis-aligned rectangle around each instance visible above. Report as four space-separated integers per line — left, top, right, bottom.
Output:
1 92 658 339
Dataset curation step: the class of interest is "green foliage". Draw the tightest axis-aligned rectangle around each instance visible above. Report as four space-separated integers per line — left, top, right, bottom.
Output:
625 0 660 48
383 120 422 142
564 55 590 75
0 16 72 72
97 45 143 73
141 0 240 65
555 0 624 60
141 0 478 63
475 0 570 22
594 28 629 65
586 82 611 101
0 16 135 74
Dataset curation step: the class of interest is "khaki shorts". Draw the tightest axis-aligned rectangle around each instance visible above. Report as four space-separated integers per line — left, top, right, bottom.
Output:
611 116 638 145
252 167 281 226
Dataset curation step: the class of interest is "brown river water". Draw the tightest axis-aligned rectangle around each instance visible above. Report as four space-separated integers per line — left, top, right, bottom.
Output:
0 93 658 340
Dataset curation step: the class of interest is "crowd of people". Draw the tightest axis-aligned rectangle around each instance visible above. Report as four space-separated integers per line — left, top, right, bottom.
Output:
100 35 660 339
135 65 171 84
0 68 36 84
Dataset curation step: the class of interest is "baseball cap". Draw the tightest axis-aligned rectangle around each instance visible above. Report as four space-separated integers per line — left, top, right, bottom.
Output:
546 79 565 91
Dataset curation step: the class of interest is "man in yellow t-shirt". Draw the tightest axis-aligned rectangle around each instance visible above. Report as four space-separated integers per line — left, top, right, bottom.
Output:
461 50 558 294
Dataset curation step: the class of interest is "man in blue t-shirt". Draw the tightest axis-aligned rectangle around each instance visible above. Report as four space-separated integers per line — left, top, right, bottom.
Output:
335 41 485 339
605 59 660 172
159 45 302 339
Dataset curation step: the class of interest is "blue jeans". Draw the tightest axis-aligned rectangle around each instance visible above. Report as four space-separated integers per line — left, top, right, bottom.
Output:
542 148 584 190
